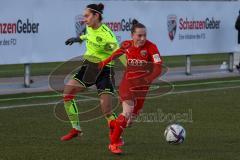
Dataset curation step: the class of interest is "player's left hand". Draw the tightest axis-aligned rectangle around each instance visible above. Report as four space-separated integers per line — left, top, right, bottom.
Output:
65 37 82 45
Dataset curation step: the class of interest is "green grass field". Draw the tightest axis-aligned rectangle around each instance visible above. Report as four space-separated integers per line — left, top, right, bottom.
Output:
0 77 239 160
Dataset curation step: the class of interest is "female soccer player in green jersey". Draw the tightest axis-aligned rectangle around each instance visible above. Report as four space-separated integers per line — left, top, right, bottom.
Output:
61 3 120 141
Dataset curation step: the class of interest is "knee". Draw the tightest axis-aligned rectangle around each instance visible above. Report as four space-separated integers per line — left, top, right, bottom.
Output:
100 97 112 108
100 102 112 115
63 88 76 102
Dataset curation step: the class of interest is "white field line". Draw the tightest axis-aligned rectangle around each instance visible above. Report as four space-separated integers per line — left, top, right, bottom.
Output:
0 94 97 102
1 79 240 102
0 85 239 110
0 96 98 110
166 85 240 95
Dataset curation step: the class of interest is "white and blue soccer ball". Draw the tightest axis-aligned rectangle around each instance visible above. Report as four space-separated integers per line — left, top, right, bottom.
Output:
164 124 186 144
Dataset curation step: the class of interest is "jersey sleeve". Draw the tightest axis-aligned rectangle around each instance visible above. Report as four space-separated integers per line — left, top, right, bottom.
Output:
149 44 162 64
99 40 131 68
99 48 125 68
143 43 163 83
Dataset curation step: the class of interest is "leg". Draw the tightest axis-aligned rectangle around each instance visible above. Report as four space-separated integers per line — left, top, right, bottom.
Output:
99 93 127 147
99 93 116 120
63 79 85 101
122 100 134 119
127 88 149 127
61 79 85 141
96 66 117 123
108 100 134 154
127 98 146 127
133 98 145 116
110 100 134 139
110 100 134 144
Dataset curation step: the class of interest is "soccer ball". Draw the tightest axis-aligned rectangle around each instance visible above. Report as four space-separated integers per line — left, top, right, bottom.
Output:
164 124 186 144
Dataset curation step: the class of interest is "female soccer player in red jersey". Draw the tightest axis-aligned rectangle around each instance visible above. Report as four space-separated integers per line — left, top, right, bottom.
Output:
99 19 163 154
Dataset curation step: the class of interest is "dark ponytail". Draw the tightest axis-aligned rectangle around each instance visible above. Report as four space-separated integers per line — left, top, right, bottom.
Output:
131 19 146 34
86 3 104 21
97 3 104 12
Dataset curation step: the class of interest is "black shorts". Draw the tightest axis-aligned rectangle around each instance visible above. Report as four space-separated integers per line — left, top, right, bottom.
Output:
73 60 115 95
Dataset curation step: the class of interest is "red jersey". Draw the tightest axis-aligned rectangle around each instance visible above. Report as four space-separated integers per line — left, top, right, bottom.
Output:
123 40 161 64
101 40 162 81
100 39 162 101
121 40 162 79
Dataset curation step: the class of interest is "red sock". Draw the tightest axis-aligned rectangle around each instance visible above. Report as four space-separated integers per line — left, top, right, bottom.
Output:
110 114 127 144
63 94 75 102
